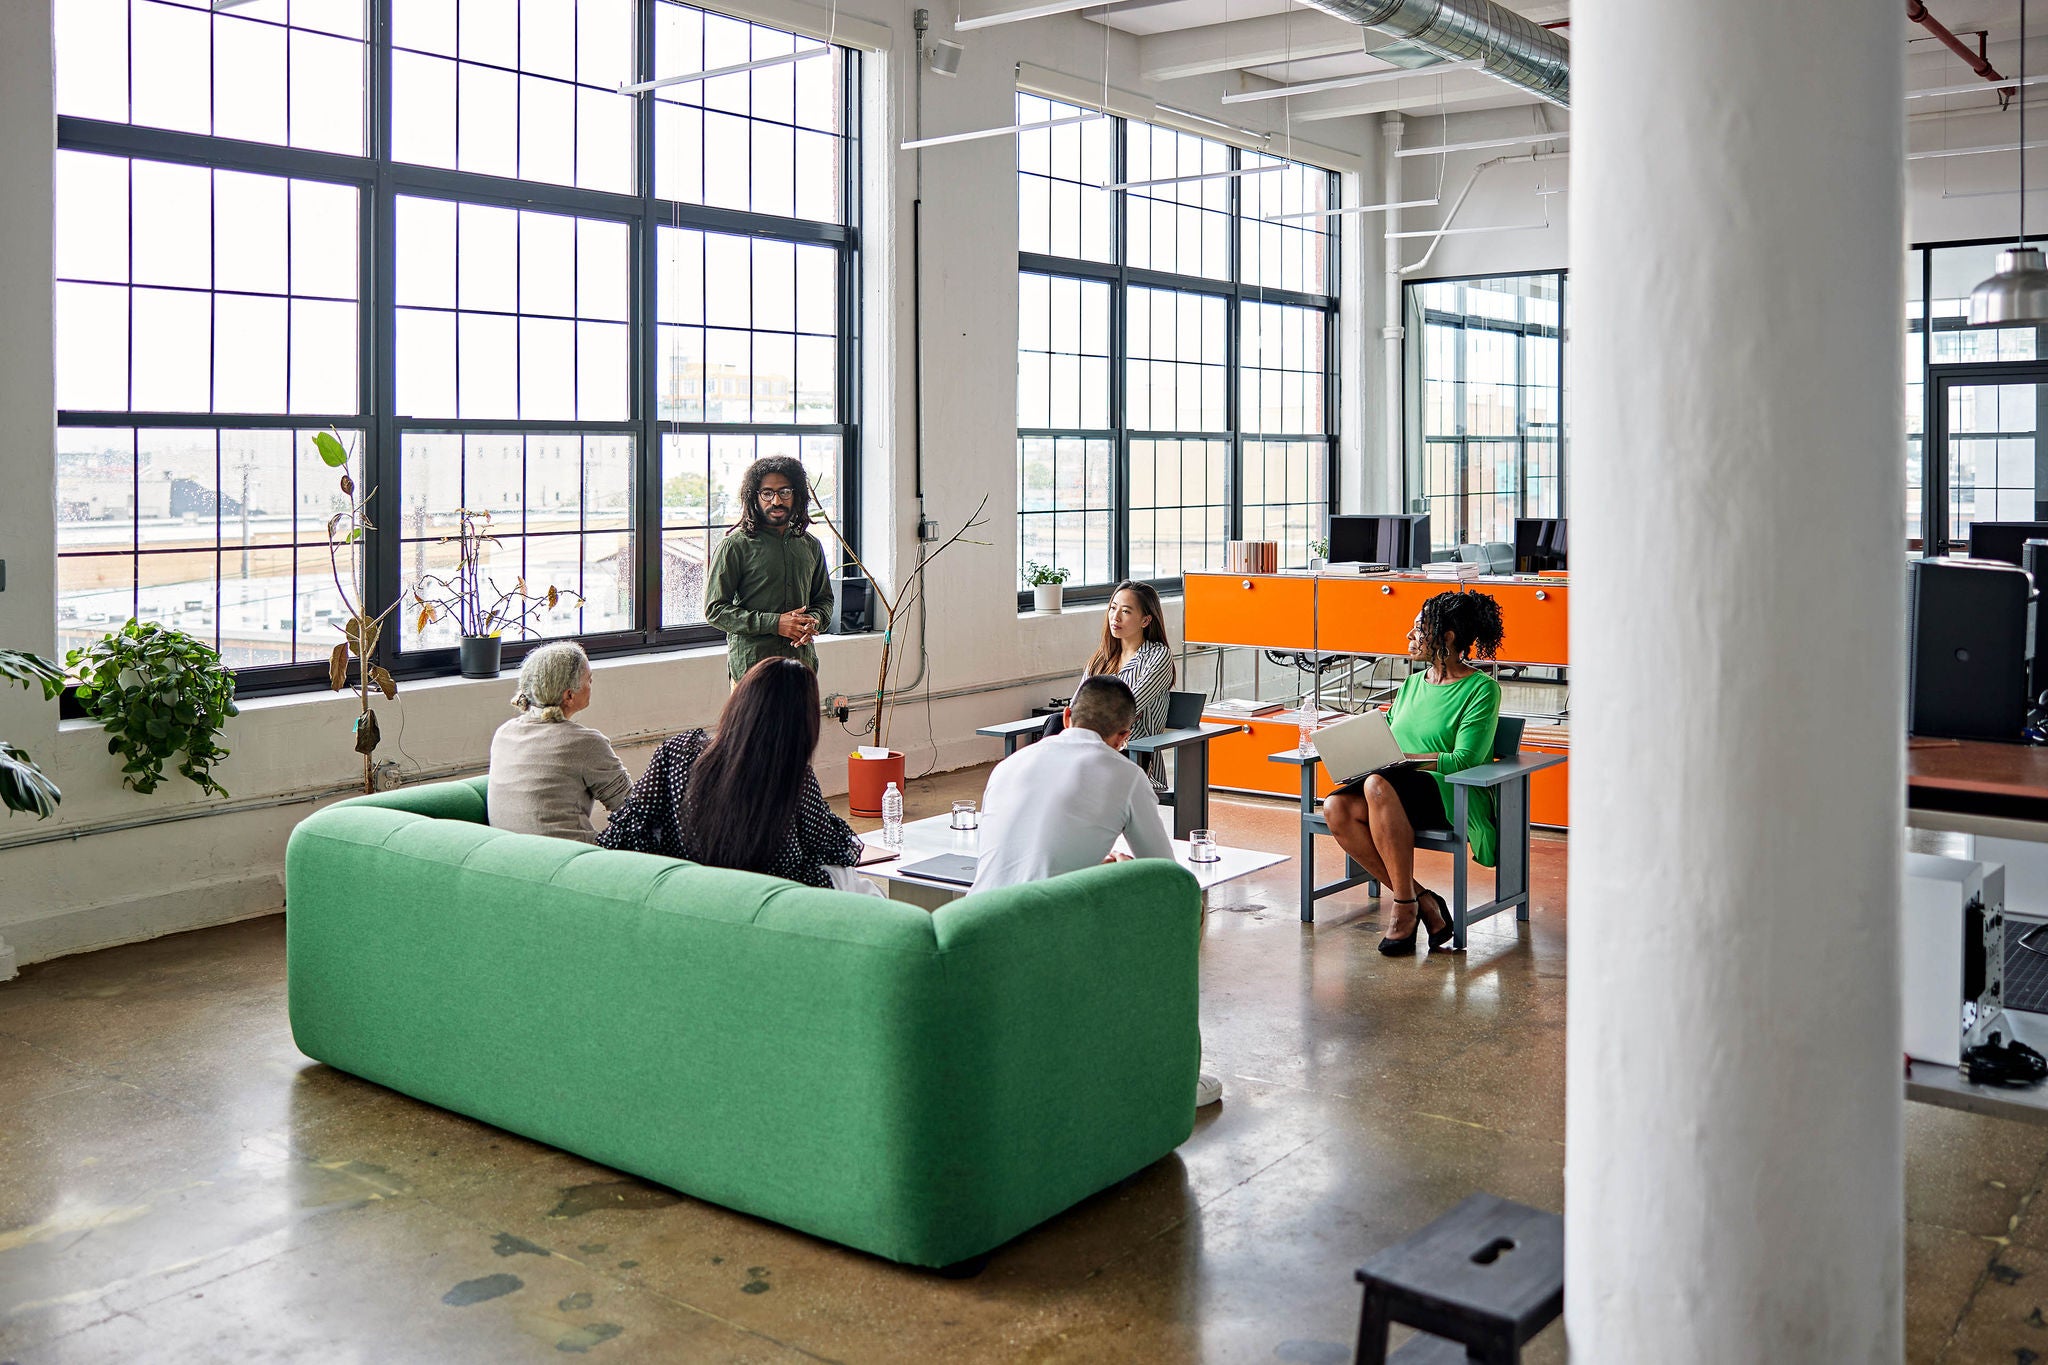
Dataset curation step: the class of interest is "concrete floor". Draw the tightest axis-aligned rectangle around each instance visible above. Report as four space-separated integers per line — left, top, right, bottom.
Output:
0 768 2041 1363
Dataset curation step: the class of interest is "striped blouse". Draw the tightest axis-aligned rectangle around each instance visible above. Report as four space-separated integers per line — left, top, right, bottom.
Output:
1079 639 1174 791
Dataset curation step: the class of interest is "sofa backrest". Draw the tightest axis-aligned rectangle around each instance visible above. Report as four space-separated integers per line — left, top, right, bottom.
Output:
282 779 1204 1266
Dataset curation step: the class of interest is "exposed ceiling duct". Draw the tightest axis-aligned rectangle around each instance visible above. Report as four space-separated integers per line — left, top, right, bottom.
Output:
1288 0 1571 108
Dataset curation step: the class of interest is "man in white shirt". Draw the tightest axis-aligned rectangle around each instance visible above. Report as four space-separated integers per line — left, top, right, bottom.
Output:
970 676 1222 1108
971 676 1174 891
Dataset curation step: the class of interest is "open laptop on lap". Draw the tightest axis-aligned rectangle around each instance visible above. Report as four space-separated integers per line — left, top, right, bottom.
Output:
1310 711 1427 787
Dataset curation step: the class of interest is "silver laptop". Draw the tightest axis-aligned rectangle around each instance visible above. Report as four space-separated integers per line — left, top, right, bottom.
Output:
1310 710 1424 787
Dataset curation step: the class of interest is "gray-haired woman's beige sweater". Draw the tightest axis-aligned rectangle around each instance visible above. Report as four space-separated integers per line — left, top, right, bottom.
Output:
486 714 633 844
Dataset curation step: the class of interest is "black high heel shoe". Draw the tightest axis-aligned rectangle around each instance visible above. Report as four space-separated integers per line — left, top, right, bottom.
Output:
1378 895 1420 956
1419 885 1456 951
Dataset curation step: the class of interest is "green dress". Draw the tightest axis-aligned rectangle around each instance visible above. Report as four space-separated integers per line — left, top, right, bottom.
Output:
1387 668 1503 868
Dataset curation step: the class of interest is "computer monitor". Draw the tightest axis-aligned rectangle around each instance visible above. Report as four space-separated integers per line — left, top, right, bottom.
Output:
1328 513 1433 569
1514 517 1568 573
1969 521 2048 570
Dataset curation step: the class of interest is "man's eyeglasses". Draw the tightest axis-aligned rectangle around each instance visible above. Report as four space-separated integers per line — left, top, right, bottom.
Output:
758 488 798 504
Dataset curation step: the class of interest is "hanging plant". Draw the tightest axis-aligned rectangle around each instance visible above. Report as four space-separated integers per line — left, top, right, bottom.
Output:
67 621 239 798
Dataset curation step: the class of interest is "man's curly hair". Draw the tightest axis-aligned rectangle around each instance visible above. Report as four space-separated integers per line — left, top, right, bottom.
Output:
1415 589 1505 671
736 455 812 535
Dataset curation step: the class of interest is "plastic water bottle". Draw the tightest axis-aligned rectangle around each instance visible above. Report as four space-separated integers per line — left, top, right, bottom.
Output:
881 782 904 846
1298 706 1315 757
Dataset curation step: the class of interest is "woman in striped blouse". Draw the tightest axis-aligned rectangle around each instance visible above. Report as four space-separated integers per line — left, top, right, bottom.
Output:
1079 580 1175 791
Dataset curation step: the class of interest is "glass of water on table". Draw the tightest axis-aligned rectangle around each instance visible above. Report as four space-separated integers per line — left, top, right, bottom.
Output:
1187 829 1220 863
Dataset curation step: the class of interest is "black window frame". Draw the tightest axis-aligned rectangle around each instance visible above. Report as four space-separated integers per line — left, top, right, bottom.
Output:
1402 267 1568 554
54 0 863 698
1016 103 1340 612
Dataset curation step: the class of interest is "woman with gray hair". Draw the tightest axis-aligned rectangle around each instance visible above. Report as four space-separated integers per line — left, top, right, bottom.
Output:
486 642 632 844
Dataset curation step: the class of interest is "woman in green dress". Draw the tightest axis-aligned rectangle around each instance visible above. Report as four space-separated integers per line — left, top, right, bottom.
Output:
1322 589 1506 957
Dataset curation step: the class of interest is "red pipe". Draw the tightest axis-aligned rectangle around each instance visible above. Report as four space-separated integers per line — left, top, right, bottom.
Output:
1907 0 2015 95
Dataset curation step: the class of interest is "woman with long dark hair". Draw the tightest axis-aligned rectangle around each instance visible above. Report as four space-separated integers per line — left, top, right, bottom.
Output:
1321 589 1506 957
1073 580 1175 789
599 657 863 887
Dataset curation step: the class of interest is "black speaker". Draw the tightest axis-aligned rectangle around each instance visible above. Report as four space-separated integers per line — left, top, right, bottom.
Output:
835 571 873 634
1909 558 2032 742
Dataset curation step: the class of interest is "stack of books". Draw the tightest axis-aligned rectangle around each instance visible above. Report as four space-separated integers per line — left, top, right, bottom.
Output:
1415 560 1483 580
1205 698 1287 719
1224 540 1279 573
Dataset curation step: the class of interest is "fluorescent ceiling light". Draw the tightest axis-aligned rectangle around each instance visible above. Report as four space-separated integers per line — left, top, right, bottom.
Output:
1909 140 2036 160
1385 222 1548 240
1397 129 1568 158
620 48 826 96
1106 164 1288 190
955 0 1102 30
1268 196 1441 222
901 110 1101 152
211 0 263 8
1220 59 1483 105
1907 74 2048 99
1155 103 1271 141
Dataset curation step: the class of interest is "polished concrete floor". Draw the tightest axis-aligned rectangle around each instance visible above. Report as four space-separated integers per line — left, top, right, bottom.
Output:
0 768 2041 1362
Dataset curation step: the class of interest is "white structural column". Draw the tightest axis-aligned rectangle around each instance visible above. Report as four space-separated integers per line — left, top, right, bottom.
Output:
1565 0 1906 1359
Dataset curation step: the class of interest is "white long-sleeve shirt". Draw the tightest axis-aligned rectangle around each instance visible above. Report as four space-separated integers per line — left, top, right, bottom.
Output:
970 725 1176 893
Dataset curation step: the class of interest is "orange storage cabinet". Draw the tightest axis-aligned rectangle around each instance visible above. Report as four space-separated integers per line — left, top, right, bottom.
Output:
1204 715 1334 799
1184 573 1315 651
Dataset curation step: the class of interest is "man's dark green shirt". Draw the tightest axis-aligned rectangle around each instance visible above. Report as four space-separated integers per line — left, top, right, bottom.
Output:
703 526 835 680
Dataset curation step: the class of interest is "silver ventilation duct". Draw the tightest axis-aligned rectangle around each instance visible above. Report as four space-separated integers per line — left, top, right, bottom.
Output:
1293 0 1570 108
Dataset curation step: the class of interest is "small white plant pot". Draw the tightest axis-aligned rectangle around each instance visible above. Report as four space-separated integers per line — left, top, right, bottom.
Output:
1033 583 1064 614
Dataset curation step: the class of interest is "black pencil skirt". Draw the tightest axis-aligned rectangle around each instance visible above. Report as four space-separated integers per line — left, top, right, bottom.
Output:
1333 763 1450 834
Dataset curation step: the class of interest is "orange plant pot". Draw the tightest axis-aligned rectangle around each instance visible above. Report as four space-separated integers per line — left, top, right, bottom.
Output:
847 750 906 818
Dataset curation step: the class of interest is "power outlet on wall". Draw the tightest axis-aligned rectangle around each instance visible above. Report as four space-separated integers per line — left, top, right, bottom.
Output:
917 518 940 542
371 760 403 792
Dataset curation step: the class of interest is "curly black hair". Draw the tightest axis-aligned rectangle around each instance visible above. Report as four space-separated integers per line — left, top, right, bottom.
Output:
1415 589 1506 672
736 455 812 535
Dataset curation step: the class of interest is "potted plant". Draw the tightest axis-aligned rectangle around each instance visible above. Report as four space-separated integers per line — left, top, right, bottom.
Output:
808 486 989 816
1309 536 1330 571
68 621 239 798
312 430 402 793
409 508 583 679
1 648 65 817
1024 561 1070 613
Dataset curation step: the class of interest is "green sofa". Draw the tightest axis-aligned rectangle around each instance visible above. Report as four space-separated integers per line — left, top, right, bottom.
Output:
284 778 1202 1268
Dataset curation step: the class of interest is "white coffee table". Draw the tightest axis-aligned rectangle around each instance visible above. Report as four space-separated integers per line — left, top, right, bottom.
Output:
859 810 1286 910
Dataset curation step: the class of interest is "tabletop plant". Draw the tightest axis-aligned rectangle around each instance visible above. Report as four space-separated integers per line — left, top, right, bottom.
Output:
1 648 66 817
313 429 402 795
408 508 582 641
67 622 238 798
1023 561 1070 587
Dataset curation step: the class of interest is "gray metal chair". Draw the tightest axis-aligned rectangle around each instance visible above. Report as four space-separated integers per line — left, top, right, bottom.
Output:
1270 714 1566 947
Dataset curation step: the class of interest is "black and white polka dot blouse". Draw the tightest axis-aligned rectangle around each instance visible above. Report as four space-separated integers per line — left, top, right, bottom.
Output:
597 729 863 888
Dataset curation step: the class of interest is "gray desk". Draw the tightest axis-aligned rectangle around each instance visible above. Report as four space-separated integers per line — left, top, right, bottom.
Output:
1908 1007 2048 1126
1268 745 1565 944
976 715 1052 757
1127 721 1245 840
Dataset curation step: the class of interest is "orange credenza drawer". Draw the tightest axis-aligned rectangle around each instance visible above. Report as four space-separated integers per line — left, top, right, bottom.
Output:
1315 577 1427 654
1317 578 1568 666
1205 716 1334 798
1526 744 1569 828
1184 574 1315 650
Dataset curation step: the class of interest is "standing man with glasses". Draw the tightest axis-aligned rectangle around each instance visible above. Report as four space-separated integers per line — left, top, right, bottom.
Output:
704 455 837 682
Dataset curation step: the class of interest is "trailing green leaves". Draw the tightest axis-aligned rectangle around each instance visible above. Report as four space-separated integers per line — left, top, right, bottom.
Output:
1 648 66 818
66 620 239 799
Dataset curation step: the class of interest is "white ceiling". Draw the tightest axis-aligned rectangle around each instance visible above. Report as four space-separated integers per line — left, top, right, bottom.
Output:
987 0 2045 127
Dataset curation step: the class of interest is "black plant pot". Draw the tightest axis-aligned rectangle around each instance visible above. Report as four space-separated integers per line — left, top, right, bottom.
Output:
459 635 503 679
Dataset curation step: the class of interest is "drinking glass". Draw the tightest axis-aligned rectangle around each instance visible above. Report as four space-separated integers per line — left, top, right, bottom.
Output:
950 800 978 830
1188 829 1220 863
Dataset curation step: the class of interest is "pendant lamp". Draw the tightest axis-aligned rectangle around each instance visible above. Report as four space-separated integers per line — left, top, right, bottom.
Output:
1971 2 2048 324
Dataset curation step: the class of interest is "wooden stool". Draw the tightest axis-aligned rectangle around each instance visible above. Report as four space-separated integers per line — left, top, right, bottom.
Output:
1353 1193 1563 1365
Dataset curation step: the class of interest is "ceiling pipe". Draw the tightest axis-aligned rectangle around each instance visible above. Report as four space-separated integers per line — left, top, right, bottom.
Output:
1905 0 2016 99
1287 0 1570 107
